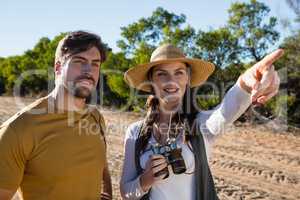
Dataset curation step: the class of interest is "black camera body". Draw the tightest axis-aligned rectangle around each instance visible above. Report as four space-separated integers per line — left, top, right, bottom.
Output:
151 138 187 179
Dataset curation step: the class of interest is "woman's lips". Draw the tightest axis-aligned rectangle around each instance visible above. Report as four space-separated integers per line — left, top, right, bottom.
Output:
163 88 179 94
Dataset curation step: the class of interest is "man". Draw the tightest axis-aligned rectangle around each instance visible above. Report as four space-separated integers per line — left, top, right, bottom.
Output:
0 31 112 200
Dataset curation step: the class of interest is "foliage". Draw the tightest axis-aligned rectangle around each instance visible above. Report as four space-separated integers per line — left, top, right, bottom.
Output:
0 1 299 126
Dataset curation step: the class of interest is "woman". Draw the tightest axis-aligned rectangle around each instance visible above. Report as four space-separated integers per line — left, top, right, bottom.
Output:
120 44 283 200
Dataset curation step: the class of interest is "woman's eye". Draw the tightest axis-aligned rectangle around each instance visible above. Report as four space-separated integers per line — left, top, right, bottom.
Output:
175 71 184 76
157 72 166 76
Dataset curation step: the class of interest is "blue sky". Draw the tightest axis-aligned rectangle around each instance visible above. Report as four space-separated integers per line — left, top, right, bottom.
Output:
0 0 296 57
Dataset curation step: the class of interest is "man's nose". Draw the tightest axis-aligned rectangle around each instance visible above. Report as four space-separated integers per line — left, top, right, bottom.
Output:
81 63 92 73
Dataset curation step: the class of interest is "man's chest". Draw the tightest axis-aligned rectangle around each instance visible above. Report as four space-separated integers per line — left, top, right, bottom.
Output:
24 118 106 180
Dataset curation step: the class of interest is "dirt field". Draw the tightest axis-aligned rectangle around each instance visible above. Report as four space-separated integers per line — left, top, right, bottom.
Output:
0 97 299 200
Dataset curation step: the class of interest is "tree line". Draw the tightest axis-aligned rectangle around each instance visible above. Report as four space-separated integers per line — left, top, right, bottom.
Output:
0 0 299 127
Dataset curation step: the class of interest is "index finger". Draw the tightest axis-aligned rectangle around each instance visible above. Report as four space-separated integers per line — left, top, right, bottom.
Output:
260 49 284 70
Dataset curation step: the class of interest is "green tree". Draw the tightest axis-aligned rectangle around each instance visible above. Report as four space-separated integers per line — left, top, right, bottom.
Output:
275 31 300 126
105 7 197 108
117 7 196 56
228 0 279 62
193 0 280 110
101 51 131 100
0 33 66 95
195 27 240 69
194 27 242 100
225 0 280 124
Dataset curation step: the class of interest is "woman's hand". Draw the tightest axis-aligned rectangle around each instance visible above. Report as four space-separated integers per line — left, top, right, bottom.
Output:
238 49 284 104
139 154 168 192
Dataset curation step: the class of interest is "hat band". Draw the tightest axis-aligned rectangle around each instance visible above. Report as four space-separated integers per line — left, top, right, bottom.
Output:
151 50 185 62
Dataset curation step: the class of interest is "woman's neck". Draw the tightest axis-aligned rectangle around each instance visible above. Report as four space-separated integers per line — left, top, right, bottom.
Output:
158 111 172 124
158 100 180 123
154 107 173 142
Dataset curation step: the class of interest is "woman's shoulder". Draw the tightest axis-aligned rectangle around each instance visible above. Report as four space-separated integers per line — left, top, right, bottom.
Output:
125 120 144 140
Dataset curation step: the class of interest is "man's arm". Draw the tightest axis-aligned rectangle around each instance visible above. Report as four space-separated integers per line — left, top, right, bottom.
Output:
95 109 112 200
101 165 112 200
0 123 27 200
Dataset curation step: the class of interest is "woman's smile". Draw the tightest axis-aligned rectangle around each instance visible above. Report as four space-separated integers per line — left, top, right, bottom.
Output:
163 87 179 94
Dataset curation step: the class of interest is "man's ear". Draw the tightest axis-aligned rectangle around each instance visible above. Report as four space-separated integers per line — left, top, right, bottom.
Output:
54 61 62 75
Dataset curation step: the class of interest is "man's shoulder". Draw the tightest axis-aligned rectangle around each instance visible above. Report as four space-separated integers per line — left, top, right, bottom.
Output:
87 105 107 133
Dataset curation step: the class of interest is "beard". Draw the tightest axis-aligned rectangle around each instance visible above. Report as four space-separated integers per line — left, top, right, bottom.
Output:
73 85 92 99
65 75 96 100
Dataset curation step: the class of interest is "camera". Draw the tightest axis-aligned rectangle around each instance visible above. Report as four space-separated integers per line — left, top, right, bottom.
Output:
151 138 187 179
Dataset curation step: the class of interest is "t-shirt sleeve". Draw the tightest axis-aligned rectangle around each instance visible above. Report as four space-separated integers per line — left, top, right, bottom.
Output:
98 112 106 133
0 124 26 191
93 108 107 147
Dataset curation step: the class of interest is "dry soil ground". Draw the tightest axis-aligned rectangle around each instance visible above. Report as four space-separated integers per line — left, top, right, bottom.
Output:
0 97 298 200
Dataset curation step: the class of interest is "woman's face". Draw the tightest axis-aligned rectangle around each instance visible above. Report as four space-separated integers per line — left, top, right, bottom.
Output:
151 61 189 109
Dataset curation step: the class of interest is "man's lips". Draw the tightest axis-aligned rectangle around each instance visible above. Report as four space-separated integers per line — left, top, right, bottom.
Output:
79 79 93 85
76 78 95 86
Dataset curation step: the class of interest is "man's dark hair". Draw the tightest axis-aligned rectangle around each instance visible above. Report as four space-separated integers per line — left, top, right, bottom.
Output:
55 30 107 63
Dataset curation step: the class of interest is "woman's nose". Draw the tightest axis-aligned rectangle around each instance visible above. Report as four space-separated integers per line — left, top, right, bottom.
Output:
166 74 177 83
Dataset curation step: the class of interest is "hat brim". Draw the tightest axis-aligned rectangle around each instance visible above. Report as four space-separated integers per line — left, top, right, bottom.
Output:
124 58 215 92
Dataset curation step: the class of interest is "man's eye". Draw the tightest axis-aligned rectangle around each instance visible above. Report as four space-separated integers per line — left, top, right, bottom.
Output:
92 63 100 68
73 60 83 64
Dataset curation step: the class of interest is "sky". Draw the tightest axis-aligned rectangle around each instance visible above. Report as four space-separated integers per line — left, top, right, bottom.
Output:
0 0 297 58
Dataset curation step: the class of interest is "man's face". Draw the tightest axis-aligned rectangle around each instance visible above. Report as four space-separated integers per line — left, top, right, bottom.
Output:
58 46 101 99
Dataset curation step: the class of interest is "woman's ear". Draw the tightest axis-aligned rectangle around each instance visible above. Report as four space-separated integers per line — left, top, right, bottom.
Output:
54 61 62 75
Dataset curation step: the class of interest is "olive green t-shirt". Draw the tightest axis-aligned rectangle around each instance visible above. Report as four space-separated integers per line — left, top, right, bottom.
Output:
0 96 107 200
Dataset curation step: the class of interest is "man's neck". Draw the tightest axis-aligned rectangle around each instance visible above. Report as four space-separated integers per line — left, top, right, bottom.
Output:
50 86 86 112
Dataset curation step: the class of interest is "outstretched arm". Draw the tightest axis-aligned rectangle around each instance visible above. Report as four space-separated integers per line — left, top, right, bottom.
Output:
238 49 284 104
198 82 252 138
197 49 284 156
201 49 284 133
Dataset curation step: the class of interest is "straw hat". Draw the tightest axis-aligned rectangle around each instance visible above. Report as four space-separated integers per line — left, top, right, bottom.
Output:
124 44 215 92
